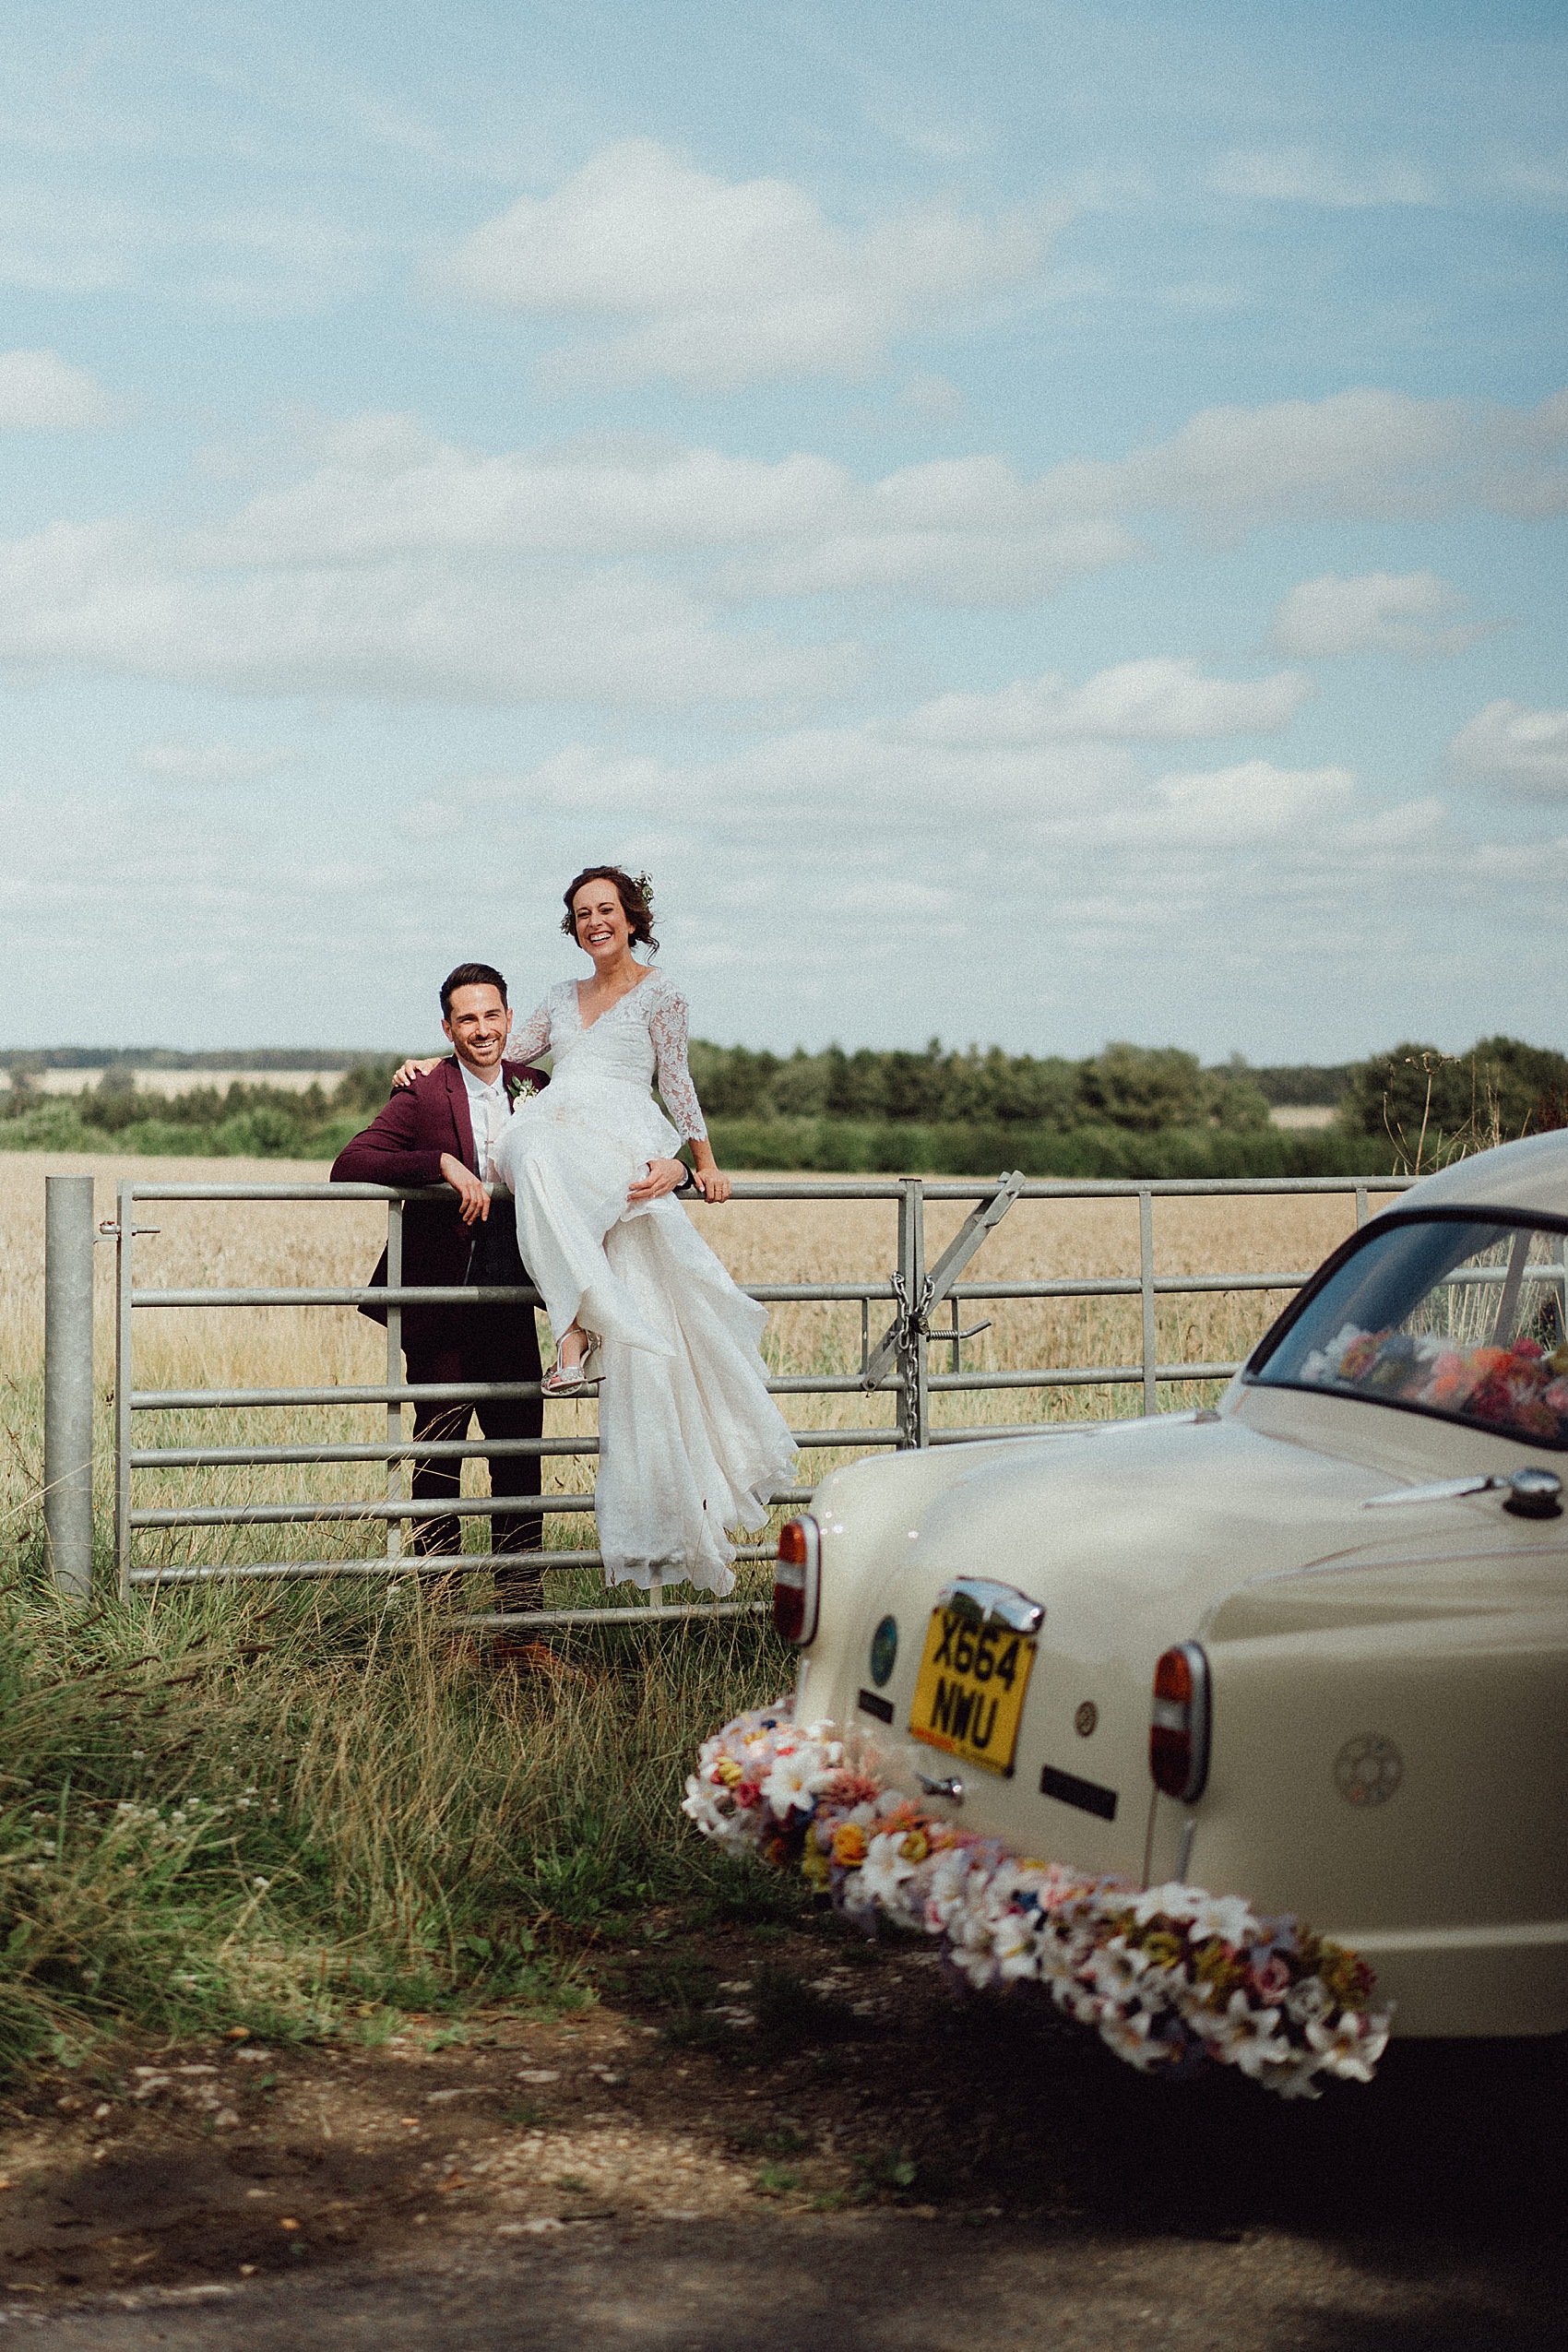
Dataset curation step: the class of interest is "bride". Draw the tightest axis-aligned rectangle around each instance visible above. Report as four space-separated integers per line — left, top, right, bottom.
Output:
399 867 795 1598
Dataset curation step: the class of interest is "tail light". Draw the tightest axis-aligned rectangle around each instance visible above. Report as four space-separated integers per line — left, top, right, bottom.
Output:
773 1515 821 1645
1150 1642 1210 1802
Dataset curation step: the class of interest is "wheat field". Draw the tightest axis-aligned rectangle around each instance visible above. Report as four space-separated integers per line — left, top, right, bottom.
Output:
0 1152 1399 1591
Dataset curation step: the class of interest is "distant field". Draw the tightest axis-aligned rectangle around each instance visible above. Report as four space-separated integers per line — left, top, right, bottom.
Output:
26 1068 346 1098
1267 1104 1338 1129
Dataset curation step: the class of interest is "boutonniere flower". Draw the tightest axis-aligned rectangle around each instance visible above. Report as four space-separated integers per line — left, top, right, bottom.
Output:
506 1074 539 1107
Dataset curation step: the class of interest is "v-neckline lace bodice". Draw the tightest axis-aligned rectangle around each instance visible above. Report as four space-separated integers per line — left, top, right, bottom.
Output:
572 970 655 1036
511 972 707 1142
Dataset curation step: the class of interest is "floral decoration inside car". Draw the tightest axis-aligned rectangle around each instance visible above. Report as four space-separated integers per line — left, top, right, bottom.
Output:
684 1706 1391 2101
1299 1322 1568 1445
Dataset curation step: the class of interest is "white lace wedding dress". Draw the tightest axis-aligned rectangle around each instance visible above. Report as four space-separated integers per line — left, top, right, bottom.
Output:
494 971 796 1596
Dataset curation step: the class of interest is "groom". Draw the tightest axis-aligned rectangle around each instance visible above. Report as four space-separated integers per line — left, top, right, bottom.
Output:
331 963 552 1627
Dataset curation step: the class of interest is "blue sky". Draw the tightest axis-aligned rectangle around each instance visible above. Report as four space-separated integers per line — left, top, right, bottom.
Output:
1 0 1564 1058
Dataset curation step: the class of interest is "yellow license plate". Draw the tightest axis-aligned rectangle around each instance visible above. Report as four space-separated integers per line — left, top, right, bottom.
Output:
909 1605 1037 1776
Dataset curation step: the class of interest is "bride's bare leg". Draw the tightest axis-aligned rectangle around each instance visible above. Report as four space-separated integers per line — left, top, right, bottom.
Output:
555 1322 589 1376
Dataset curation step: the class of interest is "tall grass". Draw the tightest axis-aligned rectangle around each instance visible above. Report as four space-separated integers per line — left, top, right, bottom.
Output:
0 1570 794 2076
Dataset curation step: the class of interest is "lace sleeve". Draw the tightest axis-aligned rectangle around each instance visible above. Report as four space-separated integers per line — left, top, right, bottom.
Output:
510 997 552 1063
647 982 707 1142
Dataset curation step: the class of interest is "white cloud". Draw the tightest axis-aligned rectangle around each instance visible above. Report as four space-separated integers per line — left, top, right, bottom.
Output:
137 741 297 783
408 713 1347 852
0 349 121 430
218 429 849 563
0 182 382 314
1141 760 1356 846
1447 702 1568 802
428 138 1063 390
719 458 1141 603
1212 147 1439 208
906 659 1310 744
212 427 1142 606
399 729 1138 837
0 518 866 707
36 383 1567 671
1034 385 1568 530
1267 571 1499 659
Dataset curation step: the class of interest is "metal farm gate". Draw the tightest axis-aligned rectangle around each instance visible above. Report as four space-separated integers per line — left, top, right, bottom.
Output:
40 1170 1413 1624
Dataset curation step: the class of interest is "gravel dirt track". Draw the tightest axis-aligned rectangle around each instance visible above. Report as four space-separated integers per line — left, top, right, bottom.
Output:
1 1912 1562 2349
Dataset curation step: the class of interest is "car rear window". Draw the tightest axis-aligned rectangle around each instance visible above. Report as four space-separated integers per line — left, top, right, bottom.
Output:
1250 1213 1568 1450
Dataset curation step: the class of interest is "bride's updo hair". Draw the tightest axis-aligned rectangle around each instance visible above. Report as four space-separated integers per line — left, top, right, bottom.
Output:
562 865 659 954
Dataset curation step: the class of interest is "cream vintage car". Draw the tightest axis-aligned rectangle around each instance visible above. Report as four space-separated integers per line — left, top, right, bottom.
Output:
773 1129 1568 2039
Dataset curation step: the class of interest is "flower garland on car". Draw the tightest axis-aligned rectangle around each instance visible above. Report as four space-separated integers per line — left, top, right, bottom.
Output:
684 1706 1391 2100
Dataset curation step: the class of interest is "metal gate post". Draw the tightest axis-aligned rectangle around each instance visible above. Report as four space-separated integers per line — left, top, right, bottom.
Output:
1138 1185 1158 1416
43 1174 97 1598
114 1180 135 1600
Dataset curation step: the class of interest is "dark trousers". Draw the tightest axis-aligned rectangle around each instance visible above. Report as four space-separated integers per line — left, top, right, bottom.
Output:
404 1309 544 1611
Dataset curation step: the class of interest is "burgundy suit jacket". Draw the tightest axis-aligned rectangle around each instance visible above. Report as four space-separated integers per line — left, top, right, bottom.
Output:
330 1055 549 1344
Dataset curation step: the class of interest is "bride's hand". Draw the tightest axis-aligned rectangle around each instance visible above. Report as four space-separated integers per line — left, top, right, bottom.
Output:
676 1144 731 1205
391 1056 442 1090
627 1156 689 1205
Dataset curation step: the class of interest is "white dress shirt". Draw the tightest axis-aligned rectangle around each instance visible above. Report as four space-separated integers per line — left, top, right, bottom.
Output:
459 1059 511 1182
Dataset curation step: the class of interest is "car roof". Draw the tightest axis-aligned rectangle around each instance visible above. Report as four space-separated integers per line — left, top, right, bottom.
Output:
1384 1126 1568 1221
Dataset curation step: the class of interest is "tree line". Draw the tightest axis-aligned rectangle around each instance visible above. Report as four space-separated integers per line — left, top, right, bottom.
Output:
689 1034 1567 1142
2 1033 1562 1175
686 1039 1278 1132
